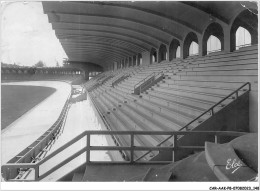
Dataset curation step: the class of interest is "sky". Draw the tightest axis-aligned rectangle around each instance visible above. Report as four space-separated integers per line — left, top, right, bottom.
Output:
0 1 68 67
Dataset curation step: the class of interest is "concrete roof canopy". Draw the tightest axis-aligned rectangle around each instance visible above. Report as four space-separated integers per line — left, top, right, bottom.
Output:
42 1 257 69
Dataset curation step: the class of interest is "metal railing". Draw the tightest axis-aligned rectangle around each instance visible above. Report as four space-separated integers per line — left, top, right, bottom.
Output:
135 82 251 161
111 74 130 87
180 82 251 131
6 88 72 165
1 130 247 181
133 71 164 95
87 92 127 160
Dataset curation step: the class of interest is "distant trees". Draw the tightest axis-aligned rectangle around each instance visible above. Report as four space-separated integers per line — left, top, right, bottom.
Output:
34 60 45 68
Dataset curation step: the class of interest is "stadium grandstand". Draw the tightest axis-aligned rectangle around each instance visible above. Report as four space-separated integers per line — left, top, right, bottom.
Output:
1 1 258 184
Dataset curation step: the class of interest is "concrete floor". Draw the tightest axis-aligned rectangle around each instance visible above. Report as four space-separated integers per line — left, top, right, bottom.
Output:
41 94 111 181
1 81 71 165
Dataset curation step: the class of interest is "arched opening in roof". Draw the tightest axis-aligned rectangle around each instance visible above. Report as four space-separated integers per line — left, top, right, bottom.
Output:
150 48 157 64
202 22 224 55
183 32 199 58
176 46 180 58
230 9 258 51
169 39 181 61
189 41 199 56
235 27 251 50
158 44 167 63
207 35 221 54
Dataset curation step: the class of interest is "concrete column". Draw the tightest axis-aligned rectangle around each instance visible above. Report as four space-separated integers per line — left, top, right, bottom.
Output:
130 57 133 66
223 26 231 52
142 51 150 66
114 62 117 70
198 35 203 57
166 45 170 61
180 41 184 59
156 49 159 63
84 71 89 80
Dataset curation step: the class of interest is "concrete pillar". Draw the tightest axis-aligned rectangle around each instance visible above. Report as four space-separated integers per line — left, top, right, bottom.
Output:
180 41 184 59
223 26 231 52
166 45 170 61
142 51 150 66
156 49 159 63
114 62 117 70
130 57 133 66
198 35 203 57
84 71 89 80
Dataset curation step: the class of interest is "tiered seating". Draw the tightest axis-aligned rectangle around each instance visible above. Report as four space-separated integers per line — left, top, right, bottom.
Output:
116 63 171 94
85 45 257 161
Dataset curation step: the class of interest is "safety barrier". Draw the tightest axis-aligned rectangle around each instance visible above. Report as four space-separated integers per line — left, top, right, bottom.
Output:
134 71 164 95
1 130 246 181
2 86 72 179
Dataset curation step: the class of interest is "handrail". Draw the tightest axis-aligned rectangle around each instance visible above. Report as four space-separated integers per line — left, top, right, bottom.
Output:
133 72 155 90
140 71 164 93
180 82 251 131
111 74 130 87
134 71 164 95
135 82 251 161
1 130 247 181
7 86 72 164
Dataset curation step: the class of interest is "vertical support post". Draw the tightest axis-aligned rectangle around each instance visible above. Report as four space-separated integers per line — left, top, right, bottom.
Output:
130 133 134 163
235 91 239 99
214 135 219 144
172 134 178 162
86 133 91 163
211 108 214 115
35 165 39 181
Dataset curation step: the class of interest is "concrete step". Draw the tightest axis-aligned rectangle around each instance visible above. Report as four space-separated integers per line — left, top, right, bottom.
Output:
197 59 258 68
72 173 84 182
134 98 196 124
142 167 173 181
162 79 244 89
152 86 231 103
121 103 178 133
146 90 217 110
177 69 257 76
169 75 257 84
136 97 200 121
128 101 185 131
140 93 209 119
159 82 238 96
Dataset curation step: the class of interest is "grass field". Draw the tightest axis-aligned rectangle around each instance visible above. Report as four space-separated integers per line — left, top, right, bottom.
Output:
1 85 56 130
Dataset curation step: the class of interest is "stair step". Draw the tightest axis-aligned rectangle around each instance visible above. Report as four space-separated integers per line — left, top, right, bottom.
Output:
72 173 84 182
142 167 173 181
